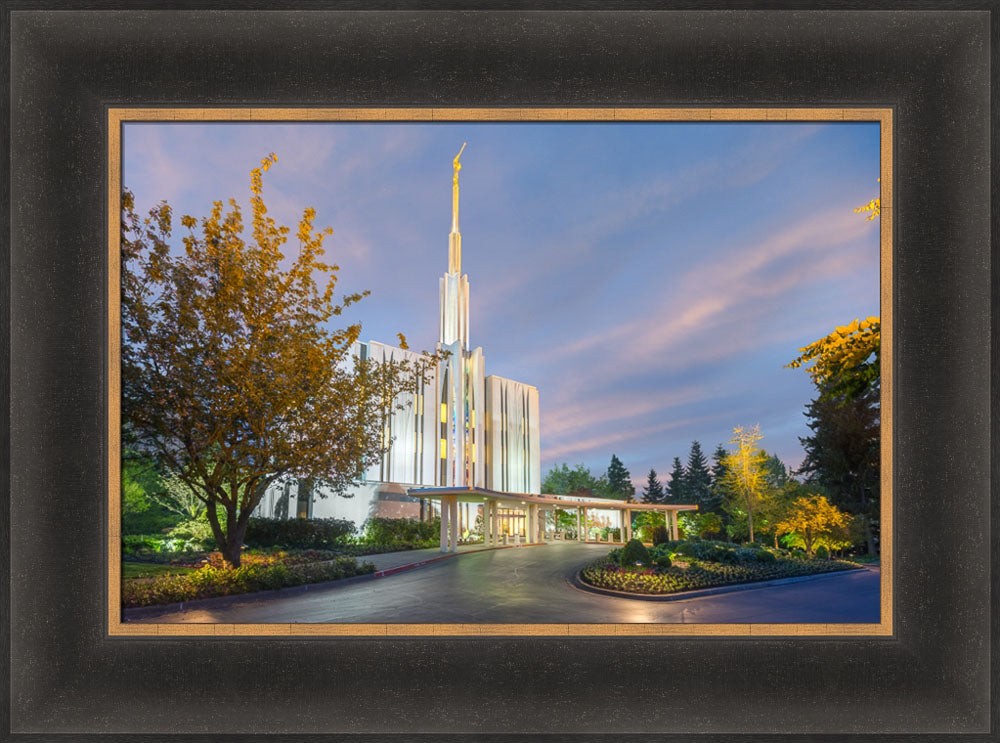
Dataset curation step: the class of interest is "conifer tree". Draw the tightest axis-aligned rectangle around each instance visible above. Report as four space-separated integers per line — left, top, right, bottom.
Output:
707 444 731 513
685 441 713 510
665 457 687 504
605 454 635 501
641 468 664 503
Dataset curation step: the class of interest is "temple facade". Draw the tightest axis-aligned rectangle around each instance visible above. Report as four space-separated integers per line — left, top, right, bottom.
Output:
255 145 540 527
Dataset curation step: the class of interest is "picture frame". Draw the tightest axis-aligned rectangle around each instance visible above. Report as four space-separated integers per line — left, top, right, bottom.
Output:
5 4 993 738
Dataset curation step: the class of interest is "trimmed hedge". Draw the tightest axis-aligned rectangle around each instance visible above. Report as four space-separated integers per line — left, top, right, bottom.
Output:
243 517 356 549
123 555 375 608
362 517 439 545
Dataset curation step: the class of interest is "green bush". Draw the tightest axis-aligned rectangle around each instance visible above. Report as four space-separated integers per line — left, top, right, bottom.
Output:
167 519 216 550
650 525 670 546
653 553 672 568
815 545 830 560
243 517 356 549
122 556 375 608
619 538 651 566
362 517 439 545
757 549 777 563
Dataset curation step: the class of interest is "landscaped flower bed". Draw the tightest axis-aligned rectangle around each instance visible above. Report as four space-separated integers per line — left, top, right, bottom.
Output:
122 555 375 608
580 540 861 595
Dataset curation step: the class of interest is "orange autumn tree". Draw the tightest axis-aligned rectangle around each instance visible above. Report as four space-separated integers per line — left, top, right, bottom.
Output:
122 154 434 567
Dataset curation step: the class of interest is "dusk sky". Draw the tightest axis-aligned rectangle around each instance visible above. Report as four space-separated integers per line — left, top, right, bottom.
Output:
123 120 880 490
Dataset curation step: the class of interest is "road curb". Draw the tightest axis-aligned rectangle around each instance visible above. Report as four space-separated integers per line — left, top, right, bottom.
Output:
570 565 872 602
124 542 548 621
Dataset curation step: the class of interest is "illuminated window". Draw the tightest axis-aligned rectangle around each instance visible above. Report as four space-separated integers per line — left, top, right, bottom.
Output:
419 394 424 416
471 444 476 463
471 409 475 428
440 438 447 459
440 403 447 423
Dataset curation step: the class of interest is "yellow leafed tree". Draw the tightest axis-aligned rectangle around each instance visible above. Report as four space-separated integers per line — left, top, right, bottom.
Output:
720 425 768 543
785 317 880 399
774 494 849 558
121 154 438 567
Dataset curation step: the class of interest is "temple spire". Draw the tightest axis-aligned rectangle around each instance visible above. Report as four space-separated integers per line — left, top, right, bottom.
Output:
449 143 466 274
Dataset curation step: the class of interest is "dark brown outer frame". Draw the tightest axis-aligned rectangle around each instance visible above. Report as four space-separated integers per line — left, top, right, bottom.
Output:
5 4 993 740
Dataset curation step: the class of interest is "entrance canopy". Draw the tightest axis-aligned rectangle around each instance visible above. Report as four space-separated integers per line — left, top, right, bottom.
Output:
407 485 699 553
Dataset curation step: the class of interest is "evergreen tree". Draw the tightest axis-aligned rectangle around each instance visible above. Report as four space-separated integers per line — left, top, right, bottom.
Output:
707 444 730 514
762 453 789 489
797 384 880 554
641 468 664 503
665 457 687 504
685 441 713 510
605 454 635 501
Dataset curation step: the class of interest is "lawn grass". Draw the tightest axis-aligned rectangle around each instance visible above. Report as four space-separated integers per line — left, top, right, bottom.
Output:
122 562 196 579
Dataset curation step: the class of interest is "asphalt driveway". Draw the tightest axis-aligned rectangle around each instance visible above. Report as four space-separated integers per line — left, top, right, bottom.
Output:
126 541 880 625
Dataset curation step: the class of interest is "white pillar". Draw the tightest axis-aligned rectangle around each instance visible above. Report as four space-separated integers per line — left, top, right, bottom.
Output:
439 498 449 552
670 510 680 540
576 508 582 541
625 509 632 542
486 500 494 546
449 497 459 552
582 508 588 541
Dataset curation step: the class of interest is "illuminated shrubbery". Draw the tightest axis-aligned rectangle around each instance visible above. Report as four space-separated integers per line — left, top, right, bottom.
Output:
581 540 859 595
123 555 375 608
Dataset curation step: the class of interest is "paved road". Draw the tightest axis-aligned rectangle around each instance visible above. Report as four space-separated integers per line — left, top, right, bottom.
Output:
127 542 880 624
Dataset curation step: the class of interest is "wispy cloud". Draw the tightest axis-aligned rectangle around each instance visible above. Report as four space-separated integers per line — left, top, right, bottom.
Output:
542 413 729 461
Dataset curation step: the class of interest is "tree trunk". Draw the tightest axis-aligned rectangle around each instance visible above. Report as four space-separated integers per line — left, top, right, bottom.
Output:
747 505 754 543
222 521 249 568
863 514 876 556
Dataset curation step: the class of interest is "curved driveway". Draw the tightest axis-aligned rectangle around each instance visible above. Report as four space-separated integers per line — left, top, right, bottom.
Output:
128 542 880 624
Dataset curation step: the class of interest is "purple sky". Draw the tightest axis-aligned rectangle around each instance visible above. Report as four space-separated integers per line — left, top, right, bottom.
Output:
123 121 880 489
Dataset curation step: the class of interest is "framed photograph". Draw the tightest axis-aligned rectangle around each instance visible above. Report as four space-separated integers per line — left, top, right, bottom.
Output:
109 107 891 638
6 5 993 739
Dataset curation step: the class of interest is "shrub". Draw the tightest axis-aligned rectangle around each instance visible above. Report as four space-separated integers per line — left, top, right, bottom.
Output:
619 538 651 566
167 519 216 550
757 549 777 563
581 553 860 595
243 517 356 549
122 555 375 608
815 545 830 560
650 525 671 546
653 553 672 569
362 517 439 545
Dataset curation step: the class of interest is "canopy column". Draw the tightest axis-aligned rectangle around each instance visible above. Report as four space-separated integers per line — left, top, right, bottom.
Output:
448 496 459 552
670 509 680 540
576 508 582 541
439 497 450 553
625 508 632 542
485 499 495 546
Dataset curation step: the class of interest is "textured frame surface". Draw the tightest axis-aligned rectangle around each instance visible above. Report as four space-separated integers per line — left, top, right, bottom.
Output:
7 5 994 738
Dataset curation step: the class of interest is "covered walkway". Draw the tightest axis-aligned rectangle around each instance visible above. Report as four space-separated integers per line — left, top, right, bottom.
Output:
408 486 699 553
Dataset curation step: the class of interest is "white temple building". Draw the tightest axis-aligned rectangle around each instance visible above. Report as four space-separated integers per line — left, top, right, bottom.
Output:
255 144 541 527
